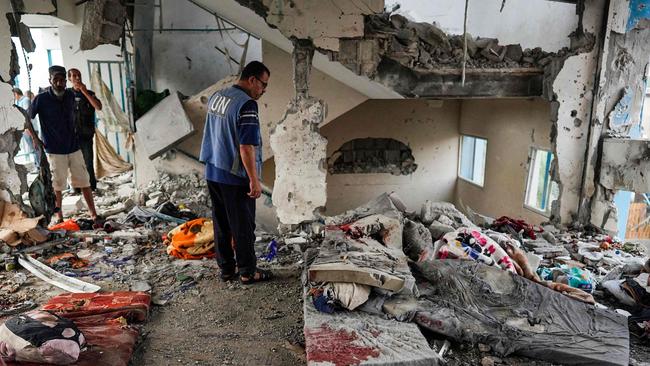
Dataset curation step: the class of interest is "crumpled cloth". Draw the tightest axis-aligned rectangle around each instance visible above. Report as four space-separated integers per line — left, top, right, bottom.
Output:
94 129 132 179
491 216 543 239
164 218 215 260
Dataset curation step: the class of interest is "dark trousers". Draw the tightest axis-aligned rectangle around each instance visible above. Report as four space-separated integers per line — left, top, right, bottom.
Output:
207 180 257 275
79 138 96 190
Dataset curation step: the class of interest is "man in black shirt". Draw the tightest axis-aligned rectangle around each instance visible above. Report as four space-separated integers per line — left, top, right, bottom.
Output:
67 68 102 191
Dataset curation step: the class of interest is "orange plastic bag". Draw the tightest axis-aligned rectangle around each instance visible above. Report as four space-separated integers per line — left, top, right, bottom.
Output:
48 219 81 232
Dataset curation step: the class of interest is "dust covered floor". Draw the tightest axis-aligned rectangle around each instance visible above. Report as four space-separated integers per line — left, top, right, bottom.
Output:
131 269 305 366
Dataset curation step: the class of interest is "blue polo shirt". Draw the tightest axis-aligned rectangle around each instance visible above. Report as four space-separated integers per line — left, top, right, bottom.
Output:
30 87 79 154
204 91 261 186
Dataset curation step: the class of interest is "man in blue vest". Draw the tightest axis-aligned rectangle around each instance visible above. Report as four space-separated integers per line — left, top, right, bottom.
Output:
200 61 271 285
30 65 98 224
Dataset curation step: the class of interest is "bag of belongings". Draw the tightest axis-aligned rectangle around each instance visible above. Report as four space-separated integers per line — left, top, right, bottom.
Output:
164 218 215 260
0 310 86 365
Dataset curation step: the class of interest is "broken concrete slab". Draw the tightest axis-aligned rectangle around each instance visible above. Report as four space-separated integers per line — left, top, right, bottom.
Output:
308 227 415 294
61 195 85 216
599 138 650 193
177 75 239 158
303 288 441 366
414 260 630 366
135 91 195 160
80 0 126 50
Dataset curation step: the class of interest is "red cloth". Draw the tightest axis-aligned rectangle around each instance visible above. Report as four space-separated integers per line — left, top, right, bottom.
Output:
41 292 150 322
491 216 543 239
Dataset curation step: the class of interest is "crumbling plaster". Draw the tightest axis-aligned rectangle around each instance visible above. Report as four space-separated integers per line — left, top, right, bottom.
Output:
239 0 383 52
193 0 400 99
270 41 328 226
581 0 650 232
259 41 368 160
0 1 56 204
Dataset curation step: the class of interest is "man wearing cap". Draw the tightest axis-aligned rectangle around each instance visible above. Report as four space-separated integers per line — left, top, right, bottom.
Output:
30 65 98 223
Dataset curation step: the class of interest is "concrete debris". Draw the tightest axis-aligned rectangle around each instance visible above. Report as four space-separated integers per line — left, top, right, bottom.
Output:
80 0 127 50
600 138 650 193
353 13 555 73
136 91 195 160
304 194 648 365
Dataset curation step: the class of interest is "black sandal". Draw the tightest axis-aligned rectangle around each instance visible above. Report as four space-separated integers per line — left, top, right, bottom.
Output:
240 268 273 285
220 270 238 282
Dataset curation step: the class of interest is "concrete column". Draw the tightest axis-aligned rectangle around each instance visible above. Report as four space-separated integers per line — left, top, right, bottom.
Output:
270 40 328 227
133 0 154 91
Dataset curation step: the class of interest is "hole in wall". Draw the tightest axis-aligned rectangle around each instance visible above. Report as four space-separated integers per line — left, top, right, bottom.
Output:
327 138 417 176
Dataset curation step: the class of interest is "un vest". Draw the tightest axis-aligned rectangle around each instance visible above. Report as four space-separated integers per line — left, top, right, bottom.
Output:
199 86 262 179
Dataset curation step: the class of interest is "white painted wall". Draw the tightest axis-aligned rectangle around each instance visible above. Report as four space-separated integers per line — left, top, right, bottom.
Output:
151 0 262 96
387 0 579 52
12 29 63 94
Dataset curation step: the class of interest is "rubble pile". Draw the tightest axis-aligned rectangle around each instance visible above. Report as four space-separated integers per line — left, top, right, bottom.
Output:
303 193 649 365
363 13 558 71
0 170 301 364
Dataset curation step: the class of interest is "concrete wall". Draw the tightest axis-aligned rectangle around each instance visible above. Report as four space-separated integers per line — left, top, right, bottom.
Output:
259 41 368 159
457 98 553 224
150 0 261 96
387 0 578 52
321 99 460 215
58 4 123 74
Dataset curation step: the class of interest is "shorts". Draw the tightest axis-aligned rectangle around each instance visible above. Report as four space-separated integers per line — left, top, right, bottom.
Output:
46 150 91 191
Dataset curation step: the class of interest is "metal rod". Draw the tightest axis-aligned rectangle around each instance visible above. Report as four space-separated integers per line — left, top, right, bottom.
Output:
461 0 469 87
214 46 240 65
130 27 236 32
185 0 260 40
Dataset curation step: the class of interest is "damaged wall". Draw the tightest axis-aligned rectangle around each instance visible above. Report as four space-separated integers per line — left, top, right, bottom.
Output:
150 0 261 96
57 3 123 75
0 1 56 203
545 0 605 226
241 0 384 52
321 99 459 215
389 0 578 53
457 98 553 224
582 0 650 232
259 41 368 159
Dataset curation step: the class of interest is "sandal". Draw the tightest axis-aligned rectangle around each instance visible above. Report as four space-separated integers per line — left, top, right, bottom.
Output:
240 268 273 285
220 269 238 282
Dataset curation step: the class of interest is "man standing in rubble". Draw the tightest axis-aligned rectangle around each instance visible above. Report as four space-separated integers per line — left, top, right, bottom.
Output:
30 65 98 223
200 61 272 285
67 68 102 191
